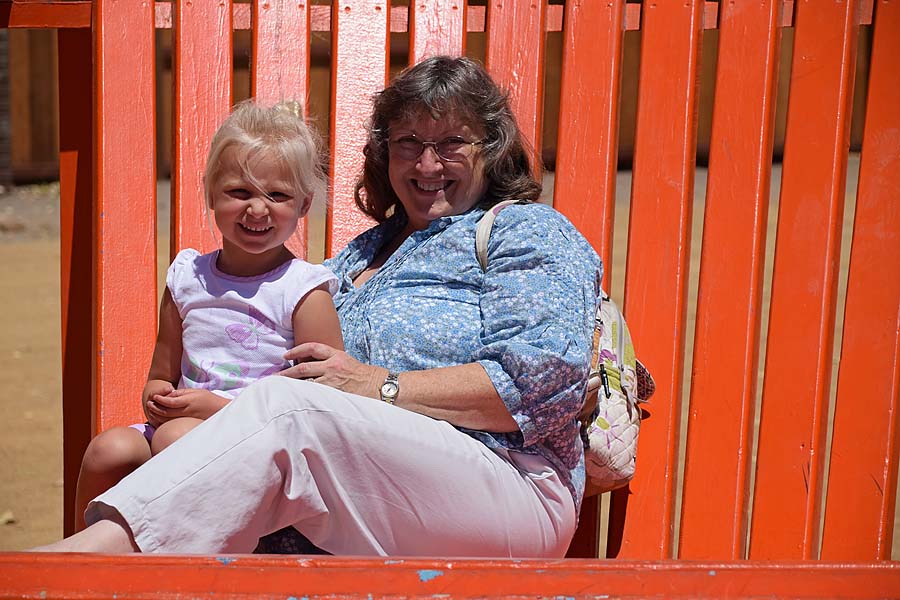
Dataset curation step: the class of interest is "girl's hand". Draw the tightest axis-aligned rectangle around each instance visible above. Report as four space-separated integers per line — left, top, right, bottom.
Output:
142 379 175 427
281 342 385 399
146 388 229 422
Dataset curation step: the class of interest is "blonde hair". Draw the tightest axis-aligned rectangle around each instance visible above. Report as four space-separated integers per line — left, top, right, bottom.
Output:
204 99 326 211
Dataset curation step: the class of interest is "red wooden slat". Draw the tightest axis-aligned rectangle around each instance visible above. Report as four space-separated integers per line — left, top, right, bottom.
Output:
484 0 546 176
0 0 90 27
679 0 782 560
251 0 311 260
545 3 561 32
861 0 874 24
618 0 704 559
93 0 158 435
57 27 93 535
149 0 873 32
234 2 250 30
750 0 860 560
821 0 900 561
410 0 466 63
326 0 389 256
605 485 630 558
565 494 600 558
464 4 483 32
553 0 625 292
154 0 173 28
620 3 639 30
171 0 233 256
251 0 310 114
150 3 540 33
3 554 900 599
153 0 800 33
554 0 627 557
703 1 718 29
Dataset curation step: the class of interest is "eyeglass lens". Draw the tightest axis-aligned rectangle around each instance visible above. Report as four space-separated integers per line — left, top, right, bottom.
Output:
390 136 478 162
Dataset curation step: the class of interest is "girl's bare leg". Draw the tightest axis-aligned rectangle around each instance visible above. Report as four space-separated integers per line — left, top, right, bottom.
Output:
30 516 140 553
74 426 152 531
150 417 204 455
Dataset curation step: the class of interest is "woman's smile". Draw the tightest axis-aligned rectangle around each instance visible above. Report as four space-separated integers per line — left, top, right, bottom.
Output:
414 179 452 193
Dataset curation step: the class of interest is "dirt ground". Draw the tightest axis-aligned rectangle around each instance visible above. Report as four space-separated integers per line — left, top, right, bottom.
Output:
0 182 172 551
0 183 65 550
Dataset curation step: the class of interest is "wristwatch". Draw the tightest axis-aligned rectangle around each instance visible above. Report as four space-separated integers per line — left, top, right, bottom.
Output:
380 372 400 405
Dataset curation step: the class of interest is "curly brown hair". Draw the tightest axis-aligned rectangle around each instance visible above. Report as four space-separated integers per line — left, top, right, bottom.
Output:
354 56 542 222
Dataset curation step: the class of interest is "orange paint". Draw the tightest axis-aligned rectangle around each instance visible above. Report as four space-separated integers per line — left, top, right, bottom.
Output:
2 554 899 599
410 0 465 63
0 0 91 28
92 0 158 434
554 0 625 290
679 0 781 560
620 0 705 559
171 0 233 257
7 0 899 584
751 0 860 560
553 1 628 556
325 0 388 257
485 0 546 179
822 0 900 561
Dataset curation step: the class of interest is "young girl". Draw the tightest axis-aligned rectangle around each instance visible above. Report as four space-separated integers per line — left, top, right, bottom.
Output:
73 100 343 530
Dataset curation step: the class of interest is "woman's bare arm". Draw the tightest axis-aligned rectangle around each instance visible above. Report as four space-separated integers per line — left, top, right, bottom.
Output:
282 344 518 433
382 363 518 433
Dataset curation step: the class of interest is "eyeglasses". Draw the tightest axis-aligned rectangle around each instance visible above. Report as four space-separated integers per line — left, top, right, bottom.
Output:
389 135 485 162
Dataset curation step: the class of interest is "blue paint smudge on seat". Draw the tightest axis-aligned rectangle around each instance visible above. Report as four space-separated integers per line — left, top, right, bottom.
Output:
417 569 444 582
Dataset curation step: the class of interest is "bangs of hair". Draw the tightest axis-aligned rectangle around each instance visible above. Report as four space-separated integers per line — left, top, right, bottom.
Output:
204 100 326 209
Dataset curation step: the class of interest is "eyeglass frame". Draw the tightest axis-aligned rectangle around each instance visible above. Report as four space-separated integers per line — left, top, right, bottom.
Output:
388 134 486 163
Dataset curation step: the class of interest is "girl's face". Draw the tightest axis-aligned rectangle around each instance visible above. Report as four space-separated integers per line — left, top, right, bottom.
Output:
387 112 488 232
210 145 309 276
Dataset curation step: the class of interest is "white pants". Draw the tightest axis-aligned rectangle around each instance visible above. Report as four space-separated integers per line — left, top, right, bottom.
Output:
86 377 577 557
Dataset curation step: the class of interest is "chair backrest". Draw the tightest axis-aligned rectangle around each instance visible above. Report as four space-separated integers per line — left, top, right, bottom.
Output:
42 0 899 561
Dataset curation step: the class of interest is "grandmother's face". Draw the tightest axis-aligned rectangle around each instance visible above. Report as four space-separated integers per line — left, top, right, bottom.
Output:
387 112 488 231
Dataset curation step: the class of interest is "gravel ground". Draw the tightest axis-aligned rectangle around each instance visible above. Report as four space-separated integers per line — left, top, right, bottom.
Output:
0 183 61 241
0 183 64 549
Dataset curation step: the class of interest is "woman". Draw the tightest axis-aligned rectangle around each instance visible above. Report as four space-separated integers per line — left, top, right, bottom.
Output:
35 56 602 557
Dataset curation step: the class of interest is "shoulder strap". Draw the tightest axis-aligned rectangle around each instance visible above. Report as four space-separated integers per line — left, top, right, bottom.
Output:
475 199 526 272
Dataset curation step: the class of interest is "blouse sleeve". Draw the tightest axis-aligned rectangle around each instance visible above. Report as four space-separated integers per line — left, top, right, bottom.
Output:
473 204 602 449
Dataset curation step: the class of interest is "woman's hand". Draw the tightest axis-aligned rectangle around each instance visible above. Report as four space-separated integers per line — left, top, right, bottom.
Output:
281 342 385 399
145 388 229 423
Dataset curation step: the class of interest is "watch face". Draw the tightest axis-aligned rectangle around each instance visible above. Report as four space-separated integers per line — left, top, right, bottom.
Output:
381 382 399 397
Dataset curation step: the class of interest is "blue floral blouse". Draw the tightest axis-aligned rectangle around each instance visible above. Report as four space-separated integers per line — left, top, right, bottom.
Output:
323 202 602 511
